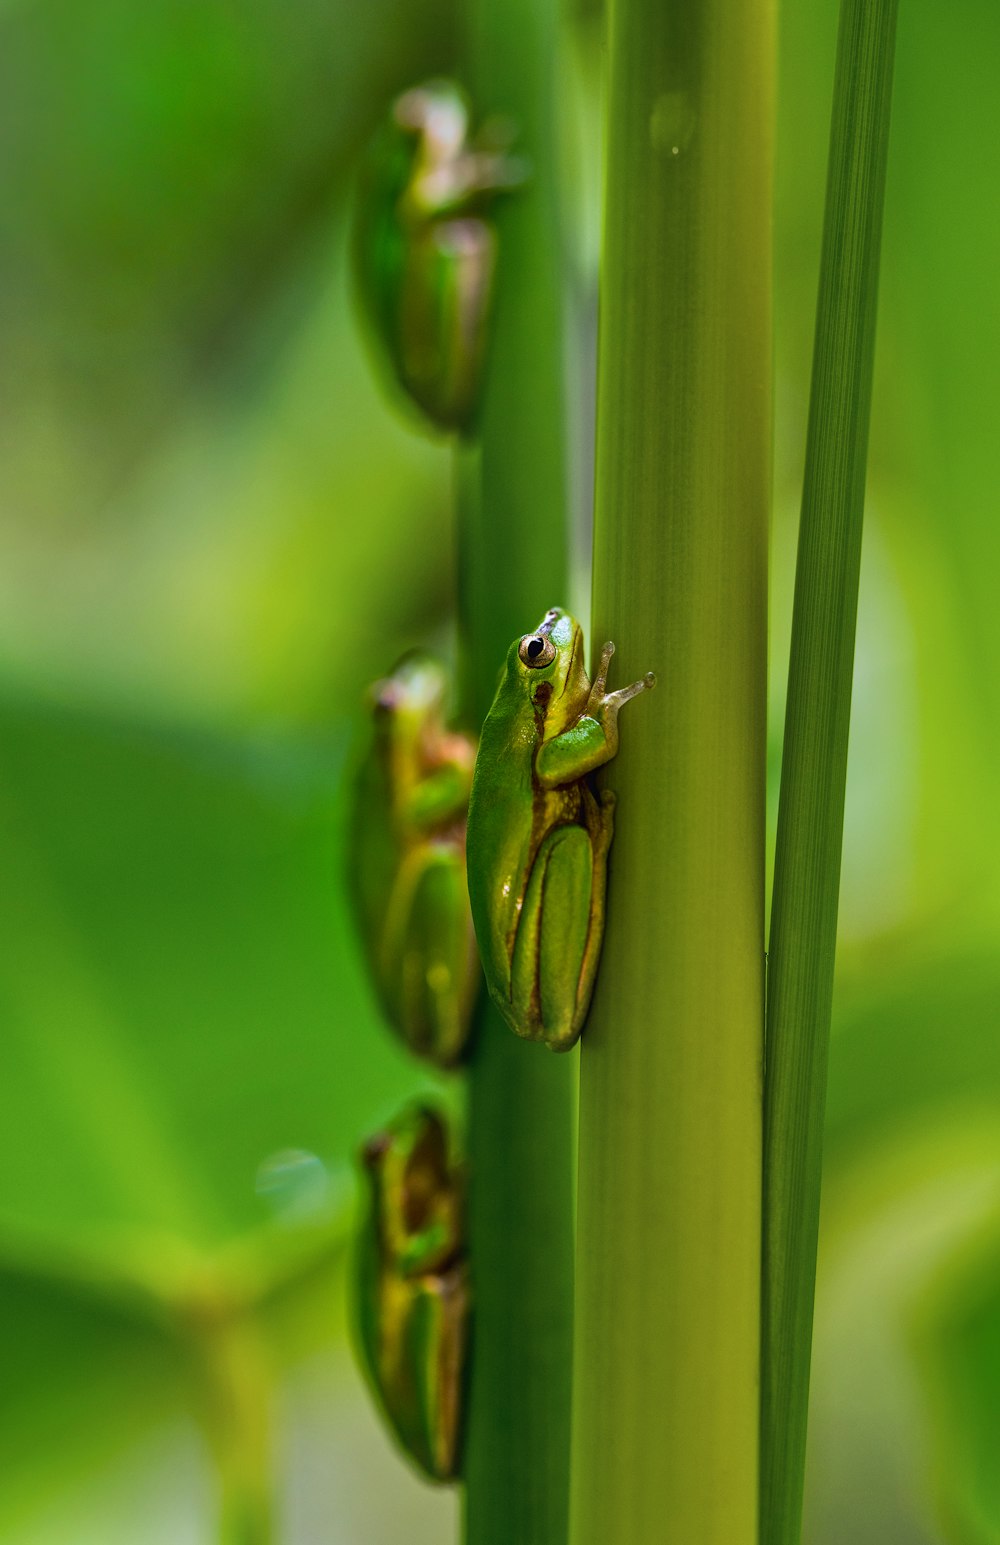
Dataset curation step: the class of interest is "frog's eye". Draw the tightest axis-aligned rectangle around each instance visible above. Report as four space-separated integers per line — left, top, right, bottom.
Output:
519 634 556 669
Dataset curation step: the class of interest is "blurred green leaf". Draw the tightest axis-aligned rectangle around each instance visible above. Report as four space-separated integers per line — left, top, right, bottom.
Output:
0 1245 459 1544
0 0 457 531
0 691 443 1246
913 1212 1000 1545
806 1117 1000 1545
828 943 1000 1163
794 941 1000 1545
0 211 454 726
0 1266 192 1537
0 688 460 1537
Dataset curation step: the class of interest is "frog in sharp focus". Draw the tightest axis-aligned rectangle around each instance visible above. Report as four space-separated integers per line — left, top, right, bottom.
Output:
355 1106 468 1483
348 652 480 1068
353 78 524 433
466 609 655 1051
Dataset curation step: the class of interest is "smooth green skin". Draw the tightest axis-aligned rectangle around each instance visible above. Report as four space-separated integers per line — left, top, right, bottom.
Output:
353 78 522 433
467 609 655 1050
348 653 480 1068
356 1106 469 1483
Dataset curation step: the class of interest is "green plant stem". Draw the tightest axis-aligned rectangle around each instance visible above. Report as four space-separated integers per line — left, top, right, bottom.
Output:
761 3 898 1544
570 0 773 1541
182 1297 273 1545
457 1 575 1542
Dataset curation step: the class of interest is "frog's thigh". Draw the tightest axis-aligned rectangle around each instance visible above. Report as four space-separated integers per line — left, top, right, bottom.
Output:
404 1272 466 1481
510 825 592 1044
403 849 468 1060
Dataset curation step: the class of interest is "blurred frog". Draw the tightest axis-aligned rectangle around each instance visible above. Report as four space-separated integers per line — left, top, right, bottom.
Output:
349 652 480 1067
355 1105 468 1482
353 78 524 432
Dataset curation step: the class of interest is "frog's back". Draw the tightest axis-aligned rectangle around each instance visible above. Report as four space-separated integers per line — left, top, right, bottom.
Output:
353 124 414 368
466 690 536 995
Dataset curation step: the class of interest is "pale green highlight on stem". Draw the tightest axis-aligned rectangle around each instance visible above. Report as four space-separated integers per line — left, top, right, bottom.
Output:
571 0 773 1541
761 2 899 1543
458 0 575 1540
194 1310 273 1545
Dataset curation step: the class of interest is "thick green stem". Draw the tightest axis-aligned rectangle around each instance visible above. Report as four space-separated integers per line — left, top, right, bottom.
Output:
458 1 574 1542
570 0 773 1541
761 4 898 1544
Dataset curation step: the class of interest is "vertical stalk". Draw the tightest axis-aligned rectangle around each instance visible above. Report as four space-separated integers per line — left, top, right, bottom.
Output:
184 1300 273 1545
459 0 574 1541
571 0 772 1539
761 4 898 1544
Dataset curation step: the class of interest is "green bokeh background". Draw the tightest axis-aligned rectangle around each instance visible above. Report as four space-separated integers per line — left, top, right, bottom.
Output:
1 1 998 1541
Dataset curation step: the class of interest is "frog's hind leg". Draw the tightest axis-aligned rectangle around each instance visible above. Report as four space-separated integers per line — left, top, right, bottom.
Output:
404 1265 468 1481
510 824 593 1050
401 221 494 428
570 789 616 1041
384 845 476 1065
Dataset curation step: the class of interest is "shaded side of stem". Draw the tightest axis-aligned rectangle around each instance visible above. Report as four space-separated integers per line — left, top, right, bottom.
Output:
761 3 899 1543
458 0 575 1541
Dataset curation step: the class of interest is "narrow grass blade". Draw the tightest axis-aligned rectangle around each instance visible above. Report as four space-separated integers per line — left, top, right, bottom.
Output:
761 3 899 1543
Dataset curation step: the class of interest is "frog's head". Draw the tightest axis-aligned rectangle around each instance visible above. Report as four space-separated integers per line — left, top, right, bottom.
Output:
393 79 468 166
508 607 587 722
361 1105 461 1278
370 651 448 746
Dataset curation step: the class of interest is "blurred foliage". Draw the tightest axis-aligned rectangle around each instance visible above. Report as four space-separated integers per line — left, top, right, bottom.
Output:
0 691 457 1539
0 0 998 1540
777 4 1000 1542
0 0 458 724
916 1210 1000 1545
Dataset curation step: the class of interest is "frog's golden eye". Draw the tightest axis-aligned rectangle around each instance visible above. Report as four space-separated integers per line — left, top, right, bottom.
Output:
519 633 556 669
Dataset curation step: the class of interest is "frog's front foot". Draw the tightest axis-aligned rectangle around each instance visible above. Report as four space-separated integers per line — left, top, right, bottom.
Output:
587 638 656 716
604 668 656 712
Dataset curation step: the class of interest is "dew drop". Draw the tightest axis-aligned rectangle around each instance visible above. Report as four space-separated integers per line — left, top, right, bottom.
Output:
649 91 696 158
256 1148 331 1222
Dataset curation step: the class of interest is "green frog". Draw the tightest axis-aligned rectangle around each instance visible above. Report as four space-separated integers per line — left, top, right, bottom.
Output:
349 652 480 1068
467 608 655 1050
353 78 523 432
355 1106 468 1482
